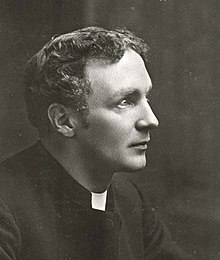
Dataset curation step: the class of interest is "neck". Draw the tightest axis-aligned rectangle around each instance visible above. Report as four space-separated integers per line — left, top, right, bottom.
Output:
41 134 113 193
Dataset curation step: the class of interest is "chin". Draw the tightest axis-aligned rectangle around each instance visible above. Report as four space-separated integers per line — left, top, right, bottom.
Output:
129 163 146 172
119 158 147 172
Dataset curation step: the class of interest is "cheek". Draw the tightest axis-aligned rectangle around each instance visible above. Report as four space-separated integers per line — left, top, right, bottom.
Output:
89 114 132 146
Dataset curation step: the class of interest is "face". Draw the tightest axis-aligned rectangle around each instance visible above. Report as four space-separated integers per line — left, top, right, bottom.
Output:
76 50 159 172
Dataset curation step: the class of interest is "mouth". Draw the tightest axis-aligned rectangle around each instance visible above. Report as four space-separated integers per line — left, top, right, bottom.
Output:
129 141 148 150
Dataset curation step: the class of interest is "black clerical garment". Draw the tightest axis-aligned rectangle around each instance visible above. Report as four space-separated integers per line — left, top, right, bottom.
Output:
0 142 192 259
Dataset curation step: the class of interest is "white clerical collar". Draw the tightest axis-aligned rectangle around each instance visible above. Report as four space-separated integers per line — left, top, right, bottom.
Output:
91 190 107 211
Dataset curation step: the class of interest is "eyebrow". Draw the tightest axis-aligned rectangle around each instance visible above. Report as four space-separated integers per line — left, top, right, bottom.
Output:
112 85 153 99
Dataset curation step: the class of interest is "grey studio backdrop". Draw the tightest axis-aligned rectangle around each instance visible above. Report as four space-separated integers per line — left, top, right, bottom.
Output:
0 0 219 259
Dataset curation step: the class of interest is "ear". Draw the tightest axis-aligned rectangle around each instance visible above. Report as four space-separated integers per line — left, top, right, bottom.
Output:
47 103 77 137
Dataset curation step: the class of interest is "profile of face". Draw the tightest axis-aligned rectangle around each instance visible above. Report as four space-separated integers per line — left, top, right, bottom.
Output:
75 49 159 172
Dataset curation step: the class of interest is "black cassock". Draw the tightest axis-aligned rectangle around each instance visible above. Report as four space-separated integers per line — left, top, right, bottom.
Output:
0 142 192 259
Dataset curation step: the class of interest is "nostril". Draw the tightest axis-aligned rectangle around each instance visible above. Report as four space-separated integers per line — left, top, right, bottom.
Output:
135 116 159 131
135 119 148 131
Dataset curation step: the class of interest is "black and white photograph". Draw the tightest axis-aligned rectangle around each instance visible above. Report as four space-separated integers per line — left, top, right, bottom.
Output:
0 0 219 259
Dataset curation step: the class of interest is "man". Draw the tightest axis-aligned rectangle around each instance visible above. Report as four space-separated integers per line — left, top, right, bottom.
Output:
0 27 192 259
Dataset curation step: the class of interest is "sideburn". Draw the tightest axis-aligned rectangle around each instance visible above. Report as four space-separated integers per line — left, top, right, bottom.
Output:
79 109 90 128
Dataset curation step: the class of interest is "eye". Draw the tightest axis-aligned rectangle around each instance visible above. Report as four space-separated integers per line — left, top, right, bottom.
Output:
116 98 133 108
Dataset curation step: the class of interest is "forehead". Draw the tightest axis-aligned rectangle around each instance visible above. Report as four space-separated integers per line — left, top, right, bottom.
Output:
85 50 152 101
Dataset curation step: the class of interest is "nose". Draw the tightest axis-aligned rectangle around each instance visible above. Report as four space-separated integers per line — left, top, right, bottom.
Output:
135 102 159 131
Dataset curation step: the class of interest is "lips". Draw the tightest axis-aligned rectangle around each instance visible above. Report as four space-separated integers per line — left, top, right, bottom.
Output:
131 141 147 146
129 141 149 149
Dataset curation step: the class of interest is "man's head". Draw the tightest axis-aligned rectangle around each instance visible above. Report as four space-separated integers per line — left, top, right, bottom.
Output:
24 26 150 135
24 27 159 173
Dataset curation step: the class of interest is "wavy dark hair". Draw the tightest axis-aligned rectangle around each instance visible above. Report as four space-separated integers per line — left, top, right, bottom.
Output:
24 26 150 134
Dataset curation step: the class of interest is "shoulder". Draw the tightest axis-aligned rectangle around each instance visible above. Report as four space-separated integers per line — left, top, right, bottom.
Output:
111 172 152 205
0 142 39 173
0 143 37 178
111 173 142 199
0 142 46 202
111 172 154 217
